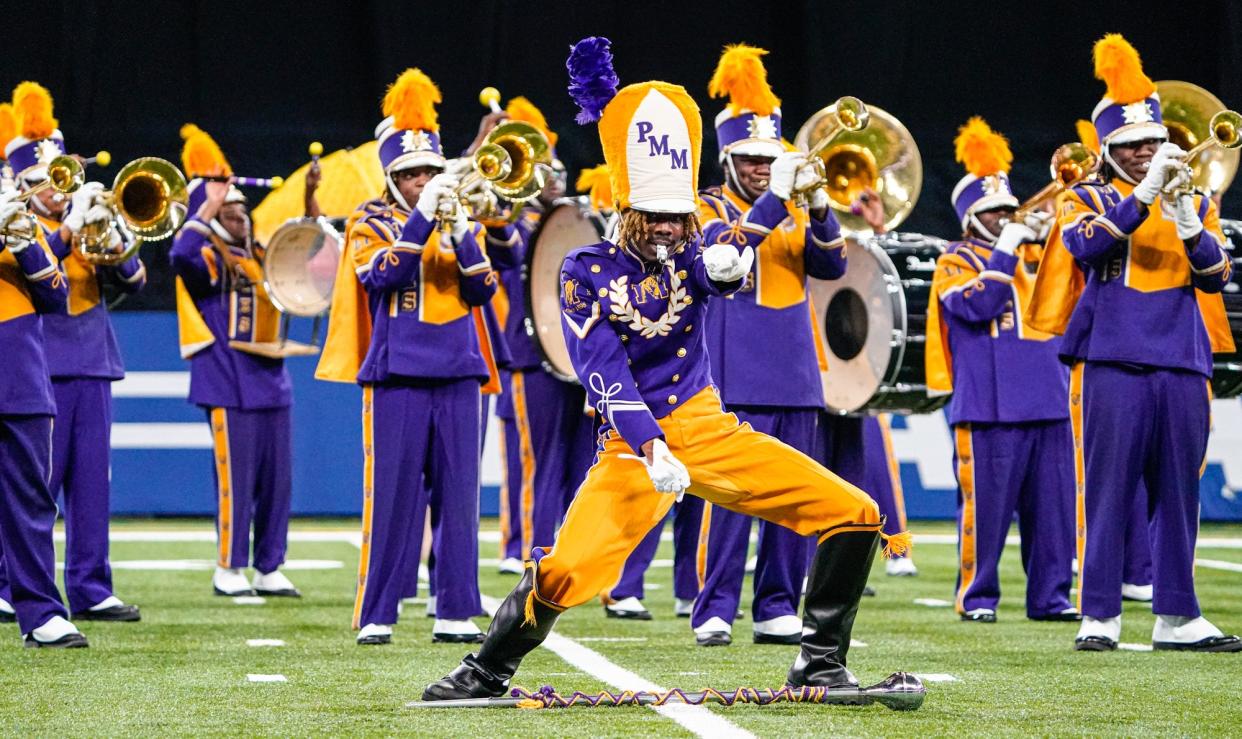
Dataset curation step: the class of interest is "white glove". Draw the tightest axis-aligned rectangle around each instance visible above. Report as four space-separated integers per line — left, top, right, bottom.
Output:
84 203 112 225
1133 143 1186 205
0 198 33 252
450 209 471 244
625 438 690 500
768 152 804 200
809 187 830 214
702 243 755 283
63 182 105 233
1173 194 1203 241
1021 210 1053 242
414 173 460 222
993 221 1037 256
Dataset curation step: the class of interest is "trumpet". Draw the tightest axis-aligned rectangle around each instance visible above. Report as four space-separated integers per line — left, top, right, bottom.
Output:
437 120 551 232
1163 109 1242 200
75 157 189 265
1 155 85 238
1013 142 1099 221
791 96 871 207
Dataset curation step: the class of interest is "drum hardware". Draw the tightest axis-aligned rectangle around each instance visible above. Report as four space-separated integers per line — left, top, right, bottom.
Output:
1211 219 1242 398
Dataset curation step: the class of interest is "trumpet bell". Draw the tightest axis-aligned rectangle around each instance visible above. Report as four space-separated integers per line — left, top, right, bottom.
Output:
47 155 85 194
477 121 551 201
794 103 922 235
1051 143 1099 188
1157 80 1241 195
114 157 189 238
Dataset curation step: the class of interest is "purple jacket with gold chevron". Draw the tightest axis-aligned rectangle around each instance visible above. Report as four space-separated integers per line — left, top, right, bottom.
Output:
698 186 846 408
0 233 68 415
484 209 539 370
351 205 497 384
559 234 744 455
932 237 1068 426
37 215 145 380
1058 179 1232 376
170 217 292 410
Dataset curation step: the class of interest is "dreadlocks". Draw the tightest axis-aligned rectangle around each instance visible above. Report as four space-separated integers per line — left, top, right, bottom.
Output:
616 209 702 255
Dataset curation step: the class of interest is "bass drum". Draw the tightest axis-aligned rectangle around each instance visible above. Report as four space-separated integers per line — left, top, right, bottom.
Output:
1213 219 1242 398
263 217 342 317
524 200 607 382
808 232 949 414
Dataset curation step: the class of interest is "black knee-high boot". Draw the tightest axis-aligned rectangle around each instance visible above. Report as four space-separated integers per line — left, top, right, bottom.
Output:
423 567 561 700
787 528 881 688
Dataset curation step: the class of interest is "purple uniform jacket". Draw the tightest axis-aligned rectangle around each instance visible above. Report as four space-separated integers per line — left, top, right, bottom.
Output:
0 232 68 415
559 234 744 455
487 209 543 371
698 186 846 408
351 205 497 384
38 216 145 380
170 217 292 410
933 238 1068 425
1058 179 1232 376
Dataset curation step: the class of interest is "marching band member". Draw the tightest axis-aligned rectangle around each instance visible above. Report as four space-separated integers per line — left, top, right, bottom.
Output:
691 44 849 646
318 69 496 645
169 125 299 600
423 37 905 701
925 117 1075 623
1036 35 1240 651
7 83 144 623
0 177 84 646
479 97 596 576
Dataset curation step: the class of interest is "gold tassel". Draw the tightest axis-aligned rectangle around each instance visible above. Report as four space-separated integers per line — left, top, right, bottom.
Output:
880 530 913 559
522 588 538 628
515 698 545 709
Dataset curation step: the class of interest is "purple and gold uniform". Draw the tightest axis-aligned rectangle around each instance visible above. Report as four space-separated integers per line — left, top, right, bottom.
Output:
691 44 848 638
926 118 1075 619
1029 38 1237 642
0 220 71 635
425 47 899 698
37 209 144 614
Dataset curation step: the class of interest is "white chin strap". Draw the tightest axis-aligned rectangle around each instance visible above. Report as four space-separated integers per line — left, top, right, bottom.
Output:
1103 145 1142 185
210 215 251 251
723 155 758 203
966 212 999 244
387 175 411 211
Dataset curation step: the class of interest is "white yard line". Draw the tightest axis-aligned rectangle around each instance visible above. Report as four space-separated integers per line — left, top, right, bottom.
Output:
246 674 287 682
1117 643 1153 652
54 559 342 571
1196 558 1242 573
233 596 267 605
914 598 953 608
247 639 286 647
912 673 958 682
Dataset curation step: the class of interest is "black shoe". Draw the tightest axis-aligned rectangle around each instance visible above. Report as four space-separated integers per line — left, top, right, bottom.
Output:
862 586 877 597
356 633 392 646
422 567 562 701
432 631 486 644
1029 611 1081 622
213 587 256 597
1074 635 1117 651
1153 635 1242 652
754 631 801 645
604 604 652 620
787 527 880 688
961 611 998 623
254 587 301 598
24 633 89 649
0 610 14 624
696 631 732 647
72 604 141 622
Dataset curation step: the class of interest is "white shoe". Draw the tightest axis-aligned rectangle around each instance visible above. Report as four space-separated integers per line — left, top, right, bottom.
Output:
0 597 14 621
962 608 997 622
886 557 918 577
357 623 393 645
604 596 652 620
753 614 803 644
1121 583 1153 602
745 555 757 574
1075 615 1121 650
498 557 523 574
1152 615 1223 644
253 570 301 597
213 567 254 596
426 595 437 618
674 598 694 617
432 618 484 643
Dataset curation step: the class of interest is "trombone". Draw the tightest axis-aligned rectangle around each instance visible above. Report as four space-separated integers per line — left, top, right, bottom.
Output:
1162 109 1242 200
1012 142 1099 221
437 120 551 232
1 155 84 237
75 157 189 266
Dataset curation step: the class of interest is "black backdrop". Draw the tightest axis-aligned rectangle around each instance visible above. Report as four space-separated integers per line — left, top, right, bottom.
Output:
4 0 1241 309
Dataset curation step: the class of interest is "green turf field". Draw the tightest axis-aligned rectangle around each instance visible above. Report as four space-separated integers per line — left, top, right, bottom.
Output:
2 519 1240 736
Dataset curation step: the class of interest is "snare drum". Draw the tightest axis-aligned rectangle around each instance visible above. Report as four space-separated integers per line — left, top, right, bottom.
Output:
263 218 342 317
808 232 949 414
524 200 607 382
1212 219 1242 398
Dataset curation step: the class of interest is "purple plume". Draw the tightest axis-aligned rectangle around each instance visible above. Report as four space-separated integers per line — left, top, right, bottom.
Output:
567 36 620 124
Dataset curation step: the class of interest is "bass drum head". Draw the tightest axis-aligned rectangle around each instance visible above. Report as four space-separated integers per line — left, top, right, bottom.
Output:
808 239 904 413
524 201 606 383
263 218 341 317
1212 219 1242 398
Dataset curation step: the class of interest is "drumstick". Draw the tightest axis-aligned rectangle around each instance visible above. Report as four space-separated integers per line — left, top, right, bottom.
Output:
479 87 503 114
